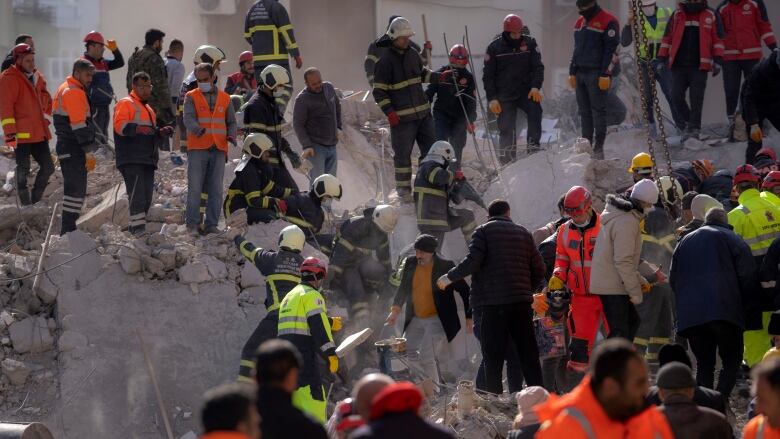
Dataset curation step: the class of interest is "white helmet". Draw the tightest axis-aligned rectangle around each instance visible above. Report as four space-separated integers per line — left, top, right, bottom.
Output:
427 140 455 162
387 17 415 40
372 205 399 234
193 45 227 66
312 174 342 200
278 225 305 252
641 0 657 6
242 133 274 159
657 176 684 205
260 64 290 90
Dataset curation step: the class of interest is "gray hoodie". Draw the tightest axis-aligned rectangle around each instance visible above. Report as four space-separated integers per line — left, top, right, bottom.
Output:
292 81 341 149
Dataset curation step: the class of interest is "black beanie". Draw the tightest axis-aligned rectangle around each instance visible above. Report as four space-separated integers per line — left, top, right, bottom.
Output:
770 311 780 336
414 234 438 253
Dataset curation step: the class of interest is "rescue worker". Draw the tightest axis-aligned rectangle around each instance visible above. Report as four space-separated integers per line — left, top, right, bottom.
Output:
177 45 227 154
126 29 175 139
243 64 301 192
244 0 301 110
224 133 295 225
199 383 260 439
113 72 174 236
671 159 714 193
717 0 776 141
535 338 675 439
234 225 305 382
413 141 477 250
743 358 780 439
484 14 545 163
621 0 683 135
755 147 780 179
569 0 620 160
763 171 780 206
81 31 124 145
658 0 725 141
365 15 430 87
277 257 341 423
273 173 342 250
728 164 780 368
629 152 655 183
1 34 33 72
53 59 96 234
549 186 604 372
372 17 451 201
425 44 476 168
0 43 54 206
742 48 780 164
226 51 257 101
328 205 398 324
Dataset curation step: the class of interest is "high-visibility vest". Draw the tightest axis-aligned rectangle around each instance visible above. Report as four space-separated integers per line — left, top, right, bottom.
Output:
728 189 780 257
639 7 673 60
277 284 334 347
744 415 780 439
186 88 230 153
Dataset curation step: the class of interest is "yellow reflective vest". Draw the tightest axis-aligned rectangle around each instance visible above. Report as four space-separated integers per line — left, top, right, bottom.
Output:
639 7 672 60
277 283 335 354
728 189 780 257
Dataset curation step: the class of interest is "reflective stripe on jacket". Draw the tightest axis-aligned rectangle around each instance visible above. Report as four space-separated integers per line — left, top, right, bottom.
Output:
639 7 673 59
0 65 51 144
570 7 621 76
553 215 601 296
717 0 776 61
413 161 454 231
658 6 725 71
52 76 95 147
186 88 230 153
372 44 440 123
237 237 302 312
244 0 299 64
743 415 780 439
728 188 780 257
277 283 334 353
113 91 158 168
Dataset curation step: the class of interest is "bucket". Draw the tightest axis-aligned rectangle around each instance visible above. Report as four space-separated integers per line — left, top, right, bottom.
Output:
374 337 407 377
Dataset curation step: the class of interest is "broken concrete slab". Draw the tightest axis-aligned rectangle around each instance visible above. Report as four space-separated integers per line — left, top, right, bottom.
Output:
142 255 166 277
118 246 141 275
2 358 31 385
240 262 263 288
178 261 212 284
201 255 227 280
0 204 49 231
9 316 53 354
76 183 128 233
36 230 101 304
238 286 263 307
152 248 176 271
58 330 87 352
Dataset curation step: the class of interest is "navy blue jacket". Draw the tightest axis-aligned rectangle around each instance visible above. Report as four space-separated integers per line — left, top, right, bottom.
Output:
570 6 620 76
82 51 124 107
670 222 756 331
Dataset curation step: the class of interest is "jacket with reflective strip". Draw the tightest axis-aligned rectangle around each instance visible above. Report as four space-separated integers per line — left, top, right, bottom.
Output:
238 238 302 312
372 45 441 123
224 157 294 216
52 76 95 149
553 215 601 296
744 415 780 439
113 91 158 168
639 7 673 59
413 160 454 230
277 283 335 355
0 65 51 145
728 188 780 258
718 0 777 61
186 88 230 153
658 7 725 71
244 0 299 65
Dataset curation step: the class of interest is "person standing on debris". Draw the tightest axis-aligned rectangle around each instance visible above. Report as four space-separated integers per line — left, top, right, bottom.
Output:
728 164 780 369
234 225 305 383
742 48 780 164
438 199 546 392
53 59 96 234
590 179 659 340
569 0 620 160
113 72 174 236
272 173 342 249
183 62 237 236
199 383 261 439
743 358 780 439
328 205 398 324
365 15 430 87
657 0 725 141
224 133 295 225
126 29 175 144
1 34 33 72
717 0 776 142
677 193 723 239
177 45 227 155
293 67 342 180
165 40 185 110
621 1 683 136
484 13 545 163
386 234 471 385
424 44 476 168
81 31 124 146
0 43 54 206
278 257 341 423
372 17 451 202
535 338 675 439
254 339 328 439
413 141 477 250
226 51 257 100
244 64 302 191
671 207 755 399
244 0 301 111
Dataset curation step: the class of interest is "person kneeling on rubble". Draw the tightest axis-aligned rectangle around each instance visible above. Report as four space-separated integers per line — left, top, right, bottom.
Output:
277 257 342 423
386 234 471 386
233 225 305 382
224 133 296 225
327 205 399 324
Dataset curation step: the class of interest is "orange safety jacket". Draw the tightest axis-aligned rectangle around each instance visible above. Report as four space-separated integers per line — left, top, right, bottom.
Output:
744 415 780 439
113 91 158 168
0 65 52 145
52 76 94 149
553 213 601 296
186 88 230 155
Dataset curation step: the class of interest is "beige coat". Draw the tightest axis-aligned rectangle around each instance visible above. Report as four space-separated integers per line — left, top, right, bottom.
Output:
590 195 645 304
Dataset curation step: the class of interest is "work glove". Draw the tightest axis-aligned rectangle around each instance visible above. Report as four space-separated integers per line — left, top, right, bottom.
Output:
233 234 245 248
387 111 400 127
294 55 303 69
274 198 287 215
568 75 577 89
440 69 454 82
751 124 763 143
528 88 543 103
85 153 96 172
454 170 465 181
106 39 118 51
158 126 174 137
640 280 653 294
331 316 343 332
196 127 207 137
288 153 302 169
436 274 452 290
136 125 155 135
712 63 722 77
328 355 339 374
548 276 565 292
466 123 476 134
296 159 313 176
424 41 433 51
532 293 549 316
598 76 611 91
301 148 316 159
488 99 502 115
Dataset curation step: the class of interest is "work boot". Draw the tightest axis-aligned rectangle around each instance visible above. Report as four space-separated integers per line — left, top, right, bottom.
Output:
592 135 605 160
526 143 542 155
17 188 31 206
200 225 223 236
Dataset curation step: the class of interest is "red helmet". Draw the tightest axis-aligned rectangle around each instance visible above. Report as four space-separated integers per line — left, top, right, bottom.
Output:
763 171 780 191
733 164 761 186
239 50 253 65
448 44 468 66
334 398 364 433
757 147 778 162
11 44 34 62
83 31 105 45
563 186 592 217
301 257 327 279
503 14 524 33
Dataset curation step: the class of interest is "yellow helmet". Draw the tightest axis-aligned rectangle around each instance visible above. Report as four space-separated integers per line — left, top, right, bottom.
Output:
628 152 654 175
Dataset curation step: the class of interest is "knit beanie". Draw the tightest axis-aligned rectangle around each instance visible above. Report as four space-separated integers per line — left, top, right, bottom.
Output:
691 194 723 221
514 386 549 427
414 234 438 253
630 179 660 205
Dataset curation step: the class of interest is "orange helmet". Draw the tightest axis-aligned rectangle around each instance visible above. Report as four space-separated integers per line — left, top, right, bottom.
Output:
448 44 468 67
503 14 524 33
692 159 714 180
83 31 105 45
239 50 253 65
763 171 780 191
563 186 592 217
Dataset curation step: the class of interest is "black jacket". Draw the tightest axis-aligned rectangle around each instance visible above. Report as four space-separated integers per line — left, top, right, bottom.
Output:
760 237 780 310
671 166 703 194
483 33 544 102
700 170 734 207
539 231 558 280
743 50 780 125
244 0 298 66
447 216 546 307
392 254 471 342
282 191 324 234
646 385 726 415
425 66 476 122
351 411 454 439
659 394 733 439
243 89 298 168
236 236 302 311
330 208 391 275
256 385 328 439
224 158 295 216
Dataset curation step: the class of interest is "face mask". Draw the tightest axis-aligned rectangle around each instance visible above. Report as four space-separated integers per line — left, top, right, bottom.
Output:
198 82 212 93
321 197 333 208
682 2 706 13
642 6 656 16
643 206 653 215
273 88 285 98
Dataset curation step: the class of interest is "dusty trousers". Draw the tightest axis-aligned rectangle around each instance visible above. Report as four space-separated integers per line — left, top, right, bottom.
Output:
575 69 608 157
120 164 155 235
59 146 87 234
14 141 54 205
434 112 467 167
634 284 673 363
496 94 542 164
390 115 435 194
238 312 279 382
671 66 708 133
723 59 758 118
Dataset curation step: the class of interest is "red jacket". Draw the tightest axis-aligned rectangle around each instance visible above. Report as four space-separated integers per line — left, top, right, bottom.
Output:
718 0 776 61
659 6 725 71
225 71 257 95
0 65 52 145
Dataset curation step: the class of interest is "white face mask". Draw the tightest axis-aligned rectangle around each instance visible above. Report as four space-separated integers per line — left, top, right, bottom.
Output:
643 206 653 215
642 6 656 16
198 82 212 93
321 197 333 208
273 88 285 98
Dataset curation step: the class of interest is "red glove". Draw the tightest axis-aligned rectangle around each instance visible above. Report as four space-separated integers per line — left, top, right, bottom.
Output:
454 170 465 181
387 112 400 127
275 198 288 215
466 123 476 134
136 125 154 135
158 126 174 137
294 55 303 69
424 41 432 51
227 136 236 145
